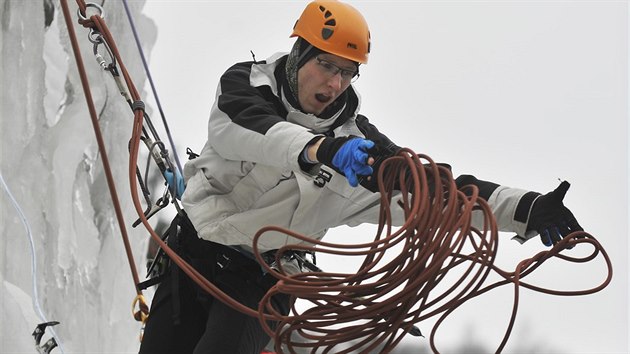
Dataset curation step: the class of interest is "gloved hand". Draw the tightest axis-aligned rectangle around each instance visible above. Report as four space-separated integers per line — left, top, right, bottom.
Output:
358 142 401 192
316 136 374 187
164 169 185 200
527 181 583 246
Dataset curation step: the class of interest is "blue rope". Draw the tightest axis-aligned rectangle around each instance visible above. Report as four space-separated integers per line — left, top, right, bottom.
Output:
122 0 184 175
0 172 66 354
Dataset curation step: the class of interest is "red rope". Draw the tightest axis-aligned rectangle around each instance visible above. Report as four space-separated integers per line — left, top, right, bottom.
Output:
66 0 271 322
251 150 612 353
60 0 150 319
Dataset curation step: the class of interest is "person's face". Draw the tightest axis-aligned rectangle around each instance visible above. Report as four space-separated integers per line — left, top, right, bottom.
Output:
297 53 358 115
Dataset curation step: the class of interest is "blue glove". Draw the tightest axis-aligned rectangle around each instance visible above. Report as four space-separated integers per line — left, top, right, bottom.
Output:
164 169 185 200
526 181 583 246
316 136 374 187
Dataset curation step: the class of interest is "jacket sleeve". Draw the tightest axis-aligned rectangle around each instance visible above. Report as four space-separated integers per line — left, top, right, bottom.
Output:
353 115 539 240
354 114 400 153
455 175 540 242
207 62 315 170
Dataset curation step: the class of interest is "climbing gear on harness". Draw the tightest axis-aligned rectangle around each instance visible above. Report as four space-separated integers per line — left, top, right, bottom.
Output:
32 321 59 354
261 249 322 275
122 0 184 174
164 168 185 200
291 0 371 64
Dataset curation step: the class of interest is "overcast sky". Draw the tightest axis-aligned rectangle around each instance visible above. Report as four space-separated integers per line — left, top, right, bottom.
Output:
141 1 628 353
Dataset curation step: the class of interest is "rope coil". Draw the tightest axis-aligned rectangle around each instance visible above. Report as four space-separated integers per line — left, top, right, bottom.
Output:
252 150 612 354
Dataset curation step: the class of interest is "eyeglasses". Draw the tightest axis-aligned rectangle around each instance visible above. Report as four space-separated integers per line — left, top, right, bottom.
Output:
315 56 360 83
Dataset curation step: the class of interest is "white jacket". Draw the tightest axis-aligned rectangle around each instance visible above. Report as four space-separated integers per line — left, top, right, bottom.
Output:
182 53 538 252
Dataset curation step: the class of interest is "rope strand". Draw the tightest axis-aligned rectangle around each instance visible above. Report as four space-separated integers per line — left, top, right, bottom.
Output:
121 0 184 175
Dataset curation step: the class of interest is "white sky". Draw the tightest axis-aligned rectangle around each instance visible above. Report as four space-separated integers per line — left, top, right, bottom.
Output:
141 1 628 353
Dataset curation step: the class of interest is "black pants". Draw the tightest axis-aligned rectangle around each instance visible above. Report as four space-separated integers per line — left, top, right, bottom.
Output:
139 230 289 354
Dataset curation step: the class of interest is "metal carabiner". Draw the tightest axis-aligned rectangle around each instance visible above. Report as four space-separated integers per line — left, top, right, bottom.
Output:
92 38 116 71
87 28 103 45
77 2 105 22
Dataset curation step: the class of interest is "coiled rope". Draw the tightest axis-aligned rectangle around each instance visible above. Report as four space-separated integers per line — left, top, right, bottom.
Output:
61 2 612 353
252 150 613 353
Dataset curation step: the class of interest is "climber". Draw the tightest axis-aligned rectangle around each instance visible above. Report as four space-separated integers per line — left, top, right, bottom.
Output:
139 1 583 353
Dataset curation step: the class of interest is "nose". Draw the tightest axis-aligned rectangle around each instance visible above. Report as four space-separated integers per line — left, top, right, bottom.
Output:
327 72 343 90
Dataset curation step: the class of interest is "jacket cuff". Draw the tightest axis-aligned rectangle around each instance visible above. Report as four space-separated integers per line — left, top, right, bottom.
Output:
298 136 323 172
511 191 542 244
477 186 540 241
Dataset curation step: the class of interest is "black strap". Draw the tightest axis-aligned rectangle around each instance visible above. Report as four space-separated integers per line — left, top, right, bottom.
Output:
166 214 182 325
137 273 167 290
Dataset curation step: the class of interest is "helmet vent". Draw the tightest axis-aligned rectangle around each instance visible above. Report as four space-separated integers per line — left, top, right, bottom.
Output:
322 28 334 40
318 6 336 40
319 5 333 18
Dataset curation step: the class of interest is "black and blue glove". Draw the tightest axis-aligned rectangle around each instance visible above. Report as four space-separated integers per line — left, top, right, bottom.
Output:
527 181 583 246
358 141 401 192
316 136 374 187
164 169 185 200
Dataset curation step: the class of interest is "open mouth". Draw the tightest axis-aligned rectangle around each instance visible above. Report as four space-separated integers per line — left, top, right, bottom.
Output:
315 93 332 103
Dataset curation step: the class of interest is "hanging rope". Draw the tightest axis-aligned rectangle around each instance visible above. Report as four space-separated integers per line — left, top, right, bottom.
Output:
60 0 148 322
62 0 270 324
61 2 612 353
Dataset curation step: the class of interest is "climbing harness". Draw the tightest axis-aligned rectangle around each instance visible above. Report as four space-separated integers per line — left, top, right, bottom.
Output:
59 1 612 353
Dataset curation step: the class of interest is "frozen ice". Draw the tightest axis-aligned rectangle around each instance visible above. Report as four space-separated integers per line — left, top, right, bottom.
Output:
1 1 156 352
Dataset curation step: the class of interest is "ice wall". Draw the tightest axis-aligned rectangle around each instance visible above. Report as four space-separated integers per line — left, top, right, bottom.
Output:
1 1 156 352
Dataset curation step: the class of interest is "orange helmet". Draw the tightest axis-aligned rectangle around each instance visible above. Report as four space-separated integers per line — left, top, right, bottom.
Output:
291 0 371 64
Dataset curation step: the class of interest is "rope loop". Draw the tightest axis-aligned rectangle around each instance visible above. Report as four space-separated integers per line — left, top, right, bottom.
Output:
251 149 612 354
76 2 104 28
132 294 150 323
